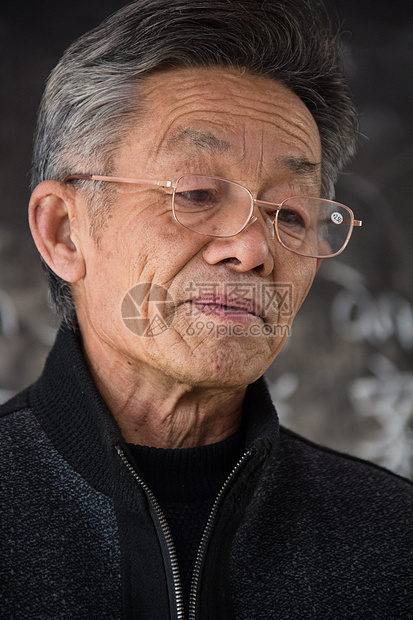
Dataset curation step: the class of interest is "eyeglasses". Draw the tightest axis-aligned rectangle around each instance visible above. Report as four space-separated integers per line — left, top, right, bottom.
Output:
65 173 362 258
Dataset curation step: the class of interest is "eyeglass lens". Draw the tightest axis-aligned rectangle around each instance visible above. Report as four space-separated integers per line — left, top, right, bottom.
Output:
172 174 353 258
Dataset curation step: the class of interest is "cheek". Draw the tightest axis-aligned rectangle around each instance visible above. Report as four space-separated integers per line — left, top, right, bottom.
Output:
276 253 317 314
294 264 317 311
90 218 207 322
129 232 202 287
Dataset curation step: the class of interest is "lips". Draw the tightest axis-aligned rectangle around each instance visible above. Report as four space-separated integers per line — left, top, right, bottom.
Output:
186 294 263 321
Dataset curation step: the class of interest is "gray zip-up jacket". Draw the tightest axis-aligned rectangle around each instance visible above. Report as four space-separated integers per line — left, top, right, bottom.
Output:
1 326 412 619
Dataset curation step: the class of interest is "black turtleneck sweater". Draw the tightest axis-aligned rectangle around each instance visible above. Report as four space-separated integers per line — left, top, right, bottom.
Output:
128 426 245 612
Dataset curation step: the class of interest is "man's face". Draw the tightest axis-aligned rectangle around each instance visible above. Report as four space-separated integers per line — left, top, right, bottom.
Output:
74 67 322 389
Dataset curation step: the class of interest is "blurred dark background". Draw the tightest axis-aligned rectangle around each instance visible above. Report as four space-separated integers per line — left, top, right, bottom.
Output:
1 1 412 476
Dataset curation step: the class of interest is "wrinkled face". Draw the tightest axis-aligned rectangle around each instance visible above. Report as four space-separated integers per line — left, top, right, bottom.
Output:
74 67 322 389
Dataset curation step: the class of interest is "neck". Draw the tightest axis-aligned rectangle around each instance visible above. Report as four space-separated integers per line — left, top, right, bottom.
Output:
81 329 245 449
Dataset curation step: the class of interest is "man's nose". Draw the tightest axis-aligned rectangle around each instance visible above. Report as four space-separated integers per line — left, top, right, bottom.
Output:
202 215 275 277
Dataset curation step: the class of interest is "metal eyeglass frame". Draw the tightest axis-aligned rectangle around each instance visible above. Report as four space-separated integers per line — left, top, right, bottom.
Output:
64 173 363 258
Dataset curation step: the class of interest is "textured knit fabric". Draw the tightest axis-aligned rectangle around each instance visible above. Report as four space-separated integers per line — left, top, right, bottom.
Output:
128 428 245 613
1 325 413 619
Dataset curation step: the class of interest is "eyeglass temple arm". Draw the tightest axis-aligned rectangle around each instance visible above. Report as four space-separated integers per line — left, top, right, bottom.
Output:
64 173 173 189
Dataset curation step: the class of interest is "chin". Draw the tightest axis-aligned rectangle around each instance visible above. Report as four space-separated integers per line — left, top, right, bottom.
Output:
145 323 279 388
178 342 271 389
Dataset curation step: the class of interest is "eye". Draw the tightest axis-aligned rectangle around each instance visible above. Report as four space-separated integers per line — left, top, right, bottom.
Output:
175 188 218 206
174 176 224 212
278 207 306 229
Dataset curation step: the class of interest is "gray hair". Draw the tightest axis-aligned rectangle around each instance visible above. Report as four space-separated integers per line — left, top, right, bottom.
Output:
32 0 358 327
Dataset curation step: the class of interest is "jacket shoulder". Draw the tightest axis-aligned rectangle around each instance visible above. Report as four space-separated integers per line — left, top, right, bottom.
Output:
278 424 413 490
0 388 30 418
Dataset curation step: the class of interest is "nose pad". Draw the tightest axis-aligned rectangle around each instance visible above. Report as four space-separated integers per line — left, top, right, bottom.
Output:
265 215 275 238
255 205 275 239
244 208 275 239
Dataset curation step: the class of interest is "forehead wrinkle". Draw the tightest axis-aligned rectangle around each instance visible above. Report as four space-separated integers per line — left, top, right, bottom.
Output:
259 127 265 174
227 109 320 162
148 87 319 155
137 67 320 150
203 90 321 157
150 108 234 158
190 89 319 143
213 106 318 156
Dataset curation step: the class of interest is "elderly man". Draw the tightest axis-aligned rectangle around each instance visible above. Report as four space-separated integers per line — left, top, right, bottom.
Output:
1 0 412 618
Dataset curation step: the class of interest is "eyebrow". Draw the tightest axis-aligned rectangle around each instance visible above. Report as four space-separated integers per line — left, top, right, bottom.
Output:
166 128 231 153
282 156 321 177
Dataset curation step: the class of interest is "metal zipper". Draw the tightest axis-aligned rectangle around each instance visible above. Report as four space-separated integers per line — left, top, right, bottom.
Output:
116 446 185 620
188 449 253 620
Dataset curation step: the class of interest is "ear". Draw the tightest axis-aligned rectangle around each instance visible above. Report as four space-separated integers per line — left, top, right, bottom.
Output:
28 180 86 283
316 258 323 272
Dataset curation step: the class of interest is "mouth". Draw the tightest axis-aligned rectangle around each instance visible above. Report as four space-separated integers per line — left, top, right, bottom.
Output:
185 294 263 322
